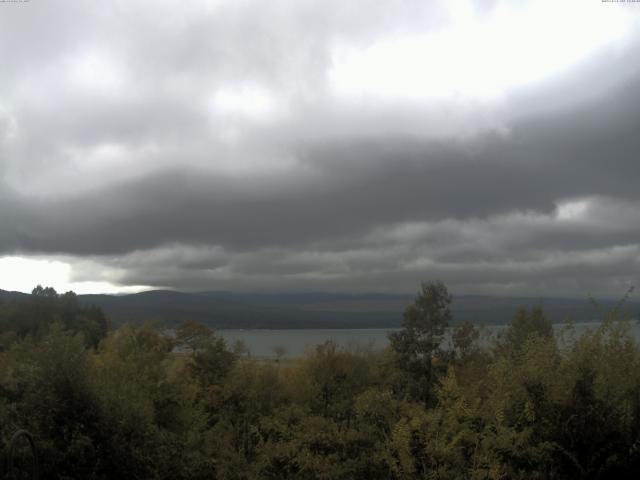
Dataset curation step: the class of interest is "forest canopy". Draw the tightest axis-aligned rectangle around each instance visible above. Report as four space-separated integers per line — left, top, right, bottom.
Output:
0 282 639 479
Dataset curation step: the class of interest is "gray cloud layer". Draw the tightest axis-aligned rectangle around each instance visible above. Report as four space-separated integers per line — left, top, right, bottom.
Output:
1 0 640 296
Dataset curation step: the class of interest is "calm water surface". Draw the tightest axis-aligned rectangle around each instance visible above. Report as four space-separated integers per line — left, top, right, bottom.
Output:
219 321 640 358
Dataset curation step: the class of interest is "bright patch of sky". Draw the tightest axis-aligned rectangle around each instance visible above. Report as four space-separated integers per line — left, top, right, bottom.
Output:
329 0 633 101
210 85 279 120
556 199 590 222
0 256 149 295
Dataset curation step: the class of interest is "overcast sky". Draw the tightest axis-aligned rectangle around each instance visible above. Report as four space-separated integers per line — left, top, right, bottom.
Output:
1 0 640 297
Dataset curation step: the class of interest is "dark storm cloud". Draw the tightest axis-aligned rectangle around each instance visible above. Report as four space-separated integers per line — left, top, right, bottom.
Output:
1 0 640 295
4 72 640 255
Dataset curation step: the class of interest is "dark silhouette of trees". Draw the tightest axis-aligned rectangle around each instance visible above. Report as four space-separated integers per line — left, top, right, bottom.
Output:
0 285 108 348
388 280 452 404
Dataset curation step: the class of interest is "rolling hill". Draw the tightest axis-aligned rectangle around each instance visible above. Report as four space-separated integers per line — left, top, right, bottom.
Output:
68 290 640 328
2 288 637 329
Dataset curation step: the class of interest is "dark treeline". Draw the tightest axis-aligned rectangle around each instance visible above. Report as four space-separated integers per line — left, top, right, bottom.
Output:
0 282 639 479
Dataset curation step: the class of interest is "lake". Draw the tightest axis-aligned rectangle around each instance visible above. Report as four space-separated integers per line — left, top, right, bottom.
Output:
219 321 640 358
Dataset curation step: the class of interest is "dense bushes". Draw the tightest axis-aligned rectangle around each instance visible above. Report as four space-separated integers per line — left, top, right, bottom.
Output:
0 284 639 479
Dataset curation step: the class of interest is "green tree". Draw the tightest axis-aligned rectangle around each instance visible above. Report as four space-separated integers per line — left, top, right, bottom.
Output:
0 286 109 348
498 306 553 355
452 319 480 360
389 280 452 405
0 325 104 478
175 319 215 351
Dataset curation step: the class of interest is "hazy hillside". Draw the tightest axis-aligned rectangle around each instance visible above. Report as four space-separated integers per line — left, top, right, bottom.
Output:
2 288 636 329
0 289 29 301
76 290 640 329
78 290 401 329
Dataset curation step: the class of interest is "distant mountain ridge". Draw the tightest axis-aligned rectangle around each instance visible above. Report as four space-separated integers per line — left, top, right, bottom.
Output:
0 289 30 301
2 288 637 329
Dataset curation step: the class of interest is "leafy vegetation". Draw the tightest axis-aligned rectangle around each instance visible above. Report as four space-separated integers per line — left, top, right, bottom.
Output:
0 282 639 479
